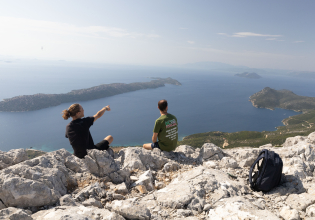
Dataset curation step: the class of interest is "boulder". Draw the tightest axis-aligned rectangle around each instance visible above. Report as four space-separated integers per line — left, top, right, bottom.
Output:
174 145 195 157
118 147 169 171
131 170 154 191
106 199 151 220
283 136 307 147
0 207 33 220
82 198 103 208
306 204 315 217
219 157 238 168
286 193 315 211
0 149 74 208
31 206 125 220
198 143 224 162
0 149 28 170
280 206 300 220
307 132 315 144
209 197 281 220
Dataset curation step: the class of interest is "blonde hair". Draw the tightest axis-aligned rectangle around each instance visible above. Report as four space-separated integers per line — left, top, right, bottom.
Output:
61 103 81 120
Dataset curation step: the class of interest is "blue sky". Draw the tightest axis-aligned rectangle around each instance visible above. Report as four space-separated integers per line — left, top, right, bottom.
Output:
0 0 314 71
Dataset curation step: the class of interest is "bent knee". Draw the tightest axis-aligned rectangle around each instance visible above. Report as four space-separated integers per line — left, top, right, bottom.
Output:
105 135 113 143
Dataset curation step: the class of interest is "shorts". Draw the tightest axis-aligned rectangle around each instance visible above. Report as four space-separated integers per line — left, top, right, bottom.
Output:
95 140 110 151
151 142 160 150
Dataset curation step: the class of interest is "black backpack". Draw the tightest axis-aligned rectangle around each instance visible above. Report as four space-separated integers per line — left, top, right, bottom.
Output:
249 149 283 192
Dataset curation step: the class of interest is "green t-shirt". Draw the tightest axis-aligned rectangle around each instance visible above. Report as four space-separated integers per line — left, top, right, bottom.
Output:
153 113 178 152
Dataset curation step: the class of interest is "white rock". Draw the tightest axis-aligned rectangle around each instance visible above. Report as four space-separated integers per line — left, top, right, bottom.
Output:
0 207 33 220
32 205 125 220
132 170 154 191
220 157 238 169
306 204 315 217
280 206 300 220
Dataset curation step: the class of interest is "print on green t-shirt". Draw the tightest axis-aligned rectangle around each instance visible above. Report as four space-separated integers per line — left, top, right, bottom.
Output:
153 114 178 152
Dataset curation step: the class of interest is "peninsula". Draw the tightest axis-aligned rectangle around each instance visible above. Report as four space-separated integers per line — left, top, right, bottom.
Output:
235 72 262 79
249 87 315 112
0 77 181 112
180 87 315 148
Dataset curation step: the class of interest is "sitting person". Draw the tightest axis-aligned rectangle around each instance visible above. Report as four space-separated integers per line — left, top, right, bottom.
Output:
62 103 113 158
143 99 178 152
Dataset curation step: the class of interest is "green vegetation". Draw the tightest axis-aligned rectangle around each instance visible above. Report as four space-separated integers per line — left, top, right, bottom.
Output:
249 87 315 111
179 111 315 148
179 88 315 149
26 149 46 159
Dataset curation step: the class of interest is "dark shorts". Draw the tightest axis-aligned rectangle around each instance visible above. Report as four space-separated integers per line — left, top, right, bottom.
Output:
151 142 160 150
95 140 110 151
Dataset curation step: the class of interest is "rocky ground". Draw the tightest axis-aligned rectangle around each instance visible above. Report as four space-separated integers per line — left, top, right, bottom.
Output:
1 133 315 219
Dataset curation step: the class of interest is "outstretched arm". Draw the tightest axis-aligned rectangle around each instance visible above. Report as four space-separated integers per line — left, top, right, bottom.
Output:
94 105 110 122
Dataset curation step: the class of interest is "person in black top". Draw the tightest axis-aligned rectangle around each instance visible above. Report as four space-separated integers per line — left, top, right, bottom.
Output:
62 103 113 158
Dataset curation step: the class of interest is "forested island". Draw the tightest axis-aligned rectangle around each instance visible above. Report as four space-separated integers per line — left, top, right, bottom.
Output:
234 72 262 79
0 77 181 112
179 87 315 148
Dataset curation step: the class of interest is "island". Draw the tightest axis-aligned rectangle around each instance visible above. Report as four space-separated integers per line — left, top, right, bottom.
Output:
235 72 262 79
249 87 315 112
179 87 315 148
0 77 181 112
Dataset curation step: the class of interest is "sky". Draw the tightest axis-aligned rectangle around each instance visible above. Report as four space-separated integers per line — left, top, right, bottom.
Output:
0 0 314 71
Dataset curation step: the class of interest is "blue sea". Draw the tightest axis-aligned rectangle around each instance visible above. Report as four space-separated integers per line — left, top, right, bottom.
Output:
0 62 314 152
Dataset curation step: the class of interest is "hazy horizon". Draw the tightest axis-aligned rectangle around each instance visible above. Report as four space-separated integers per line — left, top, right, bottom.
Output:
0 1 314 71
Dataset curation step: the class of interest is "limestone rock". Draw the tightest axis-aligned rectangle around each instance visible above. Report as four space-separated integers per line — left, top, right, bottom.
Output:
162 161 181 172
0 149 28 170
118 147 169 171
306 204 315 217
219 157 238 168
286 193 315 211
0 149 74 209
174 145 195 157
307 132 315 144
114 182 128 195
74 183 106 203
283 136 307 147
132 170 154 191
59 194 78 206
280 206 300 220
106 199 151 220
209 197 281 220
0 207 33 220
82 198 103 208
198 143 224 162
31 206 125 220
86 149 119 177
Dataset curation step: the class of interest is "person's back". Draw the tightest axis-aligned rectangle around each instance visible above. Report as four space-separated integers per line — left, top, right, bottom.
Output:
66 116 95 158
62 103 114 158
143 99 178 152
154 113 178 151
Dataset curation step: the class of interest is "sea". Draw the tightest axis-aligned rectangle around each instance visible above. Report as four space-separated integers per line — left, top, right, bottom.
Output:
0 61 314 153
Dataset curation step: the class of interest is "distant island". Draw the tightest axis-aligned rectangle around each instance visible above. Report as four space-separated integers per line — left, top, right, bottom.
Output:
0 77 181 112
179 87 315 148
235 72 262 79
249 87 315 112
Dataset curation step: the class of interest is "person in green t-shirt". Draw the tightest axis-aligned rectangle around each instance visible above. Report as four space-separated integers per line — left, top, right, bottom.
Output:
143 99 178 152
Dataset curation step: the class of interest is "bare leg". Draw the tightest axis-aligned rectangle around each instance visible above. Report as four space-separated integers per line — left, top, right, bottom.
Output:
105 135 113 145
143 143 153 150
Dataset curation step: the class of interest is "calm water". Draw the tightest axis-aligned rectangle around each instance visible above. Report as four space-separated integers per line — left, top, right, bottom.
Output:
0 63 314 152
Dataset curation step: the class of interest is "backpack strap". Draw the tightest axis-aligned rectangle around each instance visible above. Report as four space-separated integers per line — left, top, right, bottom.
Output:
249 150 268 190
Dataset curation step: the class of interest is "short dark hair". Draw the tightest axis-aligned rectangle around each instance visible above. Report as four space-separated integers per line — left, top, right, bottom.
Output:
158 99 168 111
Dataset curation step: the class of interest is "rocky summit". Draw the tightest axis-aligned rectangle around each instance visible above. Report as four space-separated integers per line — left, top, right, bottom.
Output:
1 133 315 219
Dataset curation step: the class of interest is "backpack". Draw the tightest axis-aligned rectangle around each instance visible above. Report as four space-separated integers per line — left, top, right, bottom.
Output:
249 149 283 192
